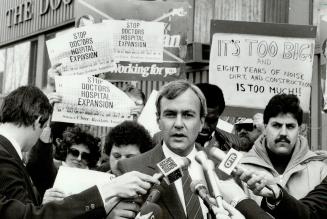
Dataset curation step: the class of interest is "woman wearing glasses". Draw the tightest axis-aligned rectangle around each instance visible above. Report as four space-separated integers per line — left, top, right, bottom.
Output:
56 126 101 169
27 126 101 204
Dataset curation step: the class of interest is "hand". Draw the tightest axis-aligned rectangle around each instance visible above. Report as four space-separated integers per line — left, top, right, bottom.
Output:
236 168 278 198
40 124 52 143
220 200 245 219
106 200 140 219
102 171 160 199
47 92 63 105
216 178 247 204
42 188 67 204
47 63 62 92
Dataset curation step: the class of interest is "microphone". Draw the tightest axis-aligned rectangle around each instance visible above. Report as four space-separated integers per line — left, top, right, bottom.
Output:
135 202 163 219
190 180 217 214
155 157 190 185
209 147 274 197
195 151 224 210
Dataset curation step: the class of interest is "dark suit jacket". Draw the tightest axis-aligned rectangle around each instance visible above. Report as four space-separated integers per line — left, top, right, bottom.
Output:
0 135 106 219
117 143 233 219
261 176 327 219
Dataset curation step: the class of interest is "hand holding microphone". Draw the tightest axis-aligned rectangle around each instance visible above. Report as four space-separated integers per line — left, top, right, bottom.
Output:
209 147 277 198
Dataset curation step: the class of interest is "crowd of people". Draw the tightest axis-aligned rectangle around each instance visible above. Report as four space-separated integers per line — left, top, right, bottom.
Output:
0 64 327 219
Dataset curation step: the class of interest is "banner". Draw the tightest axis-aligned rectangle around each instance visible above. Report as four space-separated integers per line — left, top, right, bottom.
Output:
75 0 190 81
52 75 136 127
46 22 116 76
209 21 316 112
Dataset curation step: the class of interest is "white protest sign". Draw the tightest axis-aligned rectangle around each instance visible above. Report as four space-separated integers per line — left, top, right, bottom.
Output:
52 75 135 127
138 90 159 136
53 166 115 195
103 19 164 63
46 22 115 76
209 33 314 112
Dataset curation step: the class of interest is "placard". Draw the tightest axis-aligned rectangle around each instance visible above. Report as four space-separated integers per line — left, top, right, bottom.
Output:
52 75 135 127
46 22 116 76
209 21 316 112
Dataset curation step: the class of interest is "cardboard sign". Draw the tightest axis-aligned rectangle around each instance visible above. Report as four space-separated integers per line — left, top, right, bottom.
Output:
103 20 164 63
52 75 135 127
46 22 116 76
209 21 316 112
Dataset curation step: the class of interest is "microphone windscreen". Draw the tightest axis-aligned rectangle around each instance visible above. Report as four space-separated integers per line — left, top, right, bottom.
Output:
190 180 206 194
135 202 163 219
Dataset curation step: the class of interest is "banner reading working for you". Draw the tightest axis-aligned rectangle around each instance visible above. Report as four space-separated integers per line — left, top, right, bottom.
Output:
52 75 135 127
209 21 316 112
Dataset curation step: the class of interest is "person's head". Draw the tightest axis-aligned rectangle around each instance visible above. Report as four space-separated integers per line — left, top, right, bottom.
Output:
195 83 225 143
234 114 263 151
57 127 101 169
123 84 146 107
50 122 75 159
123 84 146 120
0 86 52 151
105 121 153 175
263 94 303 156
155 80 207 156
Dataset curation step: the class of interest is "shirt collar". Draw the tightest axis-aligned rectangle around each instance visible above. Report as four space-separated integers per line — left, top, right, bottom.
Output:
162 142 197 162
0 130 23 160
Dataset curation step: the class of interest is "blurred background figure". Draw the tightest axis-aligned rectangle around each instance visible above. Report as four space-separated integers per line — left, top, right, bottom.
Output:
98 121 154 175
234 113 264 152
123 84 146 120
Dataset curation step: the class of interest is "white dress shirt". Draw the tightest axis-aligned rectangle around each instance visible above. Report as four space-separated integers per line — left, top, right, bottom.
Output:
162 142 209 218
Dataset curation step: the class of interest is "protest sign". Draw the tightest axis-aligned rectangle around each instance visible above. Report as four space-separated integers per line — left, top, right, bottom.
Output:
52 75 136 127
75 0 189 81
53 166 115 195
209 20 316 112
46 22 116 76
103 20 164 63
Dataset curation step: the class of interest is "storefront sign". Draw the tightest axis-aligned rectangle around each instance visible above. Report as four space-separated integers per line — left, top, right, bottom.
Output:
0 0 74 46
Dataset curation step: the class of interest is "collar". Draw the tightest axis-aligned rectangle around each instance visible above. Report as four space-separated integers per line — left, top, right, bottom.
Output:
162 142 197 162
0 129 23 160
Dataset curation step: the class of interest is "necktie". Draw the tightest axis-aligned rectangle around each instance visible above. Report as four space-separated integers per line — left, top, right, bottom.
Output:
182 168 203 219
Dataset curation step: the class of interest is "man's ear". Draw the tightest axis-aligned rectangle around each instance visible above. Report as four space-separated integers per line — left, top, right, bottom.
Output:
156 112 162 130
199 116 205 131
55 138 62 146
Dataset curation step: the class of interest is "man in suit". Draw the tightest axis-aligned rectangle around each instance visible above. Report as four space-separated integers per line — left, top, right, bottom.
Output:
118 80 225 219
0 85 159 219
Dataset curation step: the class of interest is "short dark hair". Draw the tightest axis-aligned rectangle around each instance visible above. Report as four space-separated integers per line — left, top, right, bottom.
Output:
104 121 153 156
56 127 101 168
196 83 225 115
0 86 52 127
264 94 303 125
155 80 207 118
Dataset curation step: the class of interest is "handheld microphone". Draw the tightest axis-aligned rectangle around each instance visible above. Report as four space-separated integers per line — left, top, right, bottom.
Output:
209 147 274 197
195 151 224 210
155 157 190 184
190 180 217 214
135 202 163 219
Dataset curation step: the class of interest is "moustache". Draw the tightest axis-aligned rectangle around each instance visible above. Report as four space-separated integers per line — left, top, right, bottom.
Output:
275 136 291 144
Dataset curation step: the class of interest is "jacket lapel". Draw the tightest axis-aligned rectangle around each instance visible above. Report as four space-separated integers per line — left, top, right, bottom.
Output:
0 135 40 205
145 145 186 219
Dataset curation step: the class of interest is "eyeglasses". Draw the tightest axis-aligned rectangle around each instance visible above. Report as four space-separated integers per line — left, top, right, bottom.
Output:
235 123 254 132
68 148 91 161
